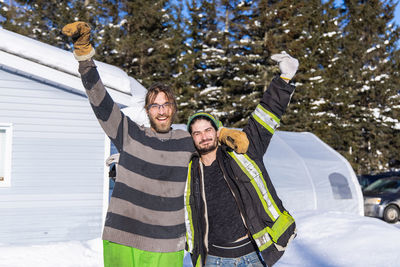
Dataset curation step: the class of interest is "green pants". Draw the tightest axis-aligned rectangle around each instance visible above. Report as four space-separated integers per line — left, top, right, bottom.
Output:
103 240 184 267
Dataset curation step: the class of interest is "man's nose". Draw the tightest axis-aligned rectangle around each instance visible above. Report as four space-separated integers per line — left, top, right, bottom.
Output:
200 132 208 140
158 106 166 114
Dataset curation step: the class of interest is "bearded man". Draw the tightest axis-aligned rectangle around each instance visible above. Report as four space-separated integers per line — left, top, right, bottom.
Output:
185 52 299 267
62 22 249 267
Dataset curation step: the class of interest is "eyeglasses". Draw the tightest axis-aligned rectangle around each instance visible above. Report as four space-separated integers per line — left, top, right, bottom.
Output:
147 102 174 111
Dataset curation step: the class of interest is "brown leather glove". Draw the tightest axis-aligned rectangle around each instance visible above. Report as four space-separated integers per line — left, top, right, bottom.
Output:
62 21 95 61
218 128 249 154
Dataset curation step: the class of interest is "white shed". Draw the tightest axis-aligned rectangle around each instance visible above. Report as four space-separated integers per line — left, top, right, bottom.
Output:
0 28 147 245
265 131 364 216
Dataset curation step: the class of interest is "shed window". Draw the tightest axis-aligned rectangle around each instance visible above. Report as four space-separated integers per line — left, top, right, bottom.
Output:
329 172 352 199
0 124 12 187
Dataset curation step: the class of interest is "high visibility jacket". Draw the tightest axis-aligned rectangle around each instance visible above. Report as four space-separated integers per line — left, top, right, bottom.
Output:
184 77 297 267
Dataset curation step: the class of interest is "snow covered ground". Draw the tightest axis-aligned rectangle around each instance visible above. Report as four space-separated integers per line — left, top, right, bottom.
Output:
276 211 400 267
1 211 399 267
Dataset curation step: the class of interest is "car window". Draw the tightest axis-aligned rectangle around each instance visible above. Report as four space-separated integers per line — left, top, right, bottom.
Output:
364 178 400 193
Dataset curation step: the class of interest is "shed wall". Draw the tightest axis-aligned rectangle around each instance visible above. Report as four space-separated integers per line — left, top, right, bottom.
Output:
0 68 106 244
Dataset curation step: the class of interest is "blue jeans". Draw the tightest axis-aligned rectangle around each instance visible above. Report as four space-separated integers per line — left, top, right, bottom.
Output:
205 251 264 267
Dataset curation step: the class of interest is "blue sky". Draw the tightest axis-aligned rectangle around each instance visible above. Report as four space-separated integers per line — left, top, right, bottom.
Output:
395 3 400 25
335 0 400 26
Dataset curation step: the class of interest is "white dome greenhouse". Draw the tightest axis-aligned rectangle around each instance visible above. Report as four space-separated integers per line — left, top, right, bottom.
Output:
265 131 363 216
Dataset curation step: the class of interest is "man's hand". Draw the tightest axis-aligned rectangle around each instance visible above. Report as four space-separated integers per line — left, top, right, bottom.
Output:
271 52 299 81
218 128 249 154
62 21 95 61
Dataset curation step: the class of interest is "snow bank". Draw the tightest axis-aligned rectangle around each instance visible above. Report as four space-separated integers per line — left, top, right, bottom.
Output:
0 238 102 267
276 211 400 267
1 212 399 267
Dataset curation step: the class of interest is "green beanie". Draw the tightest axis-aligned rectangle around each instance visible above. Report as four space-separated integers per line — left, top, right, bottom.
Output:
187 112 222 133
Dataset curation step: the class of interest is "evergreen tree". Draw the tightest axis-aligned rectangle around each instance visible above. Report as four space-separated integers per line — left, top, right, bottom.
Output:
172 0 203 123
387 48 400 171
88 1 125 65
328 0 400 174
249 0 341 134
176 0 226 122
188 0 228 117
0 0 106 50
1 0 399 174
110 0 179 87
219 0 260 127
180 0 257 127
162 1 192 123
0 0 30 36
177 0 263 126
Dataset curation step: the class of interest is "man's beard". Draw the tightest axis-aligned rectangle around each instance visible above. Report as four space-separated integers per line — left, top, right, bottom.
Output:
195 138 218 155
149 115 173 133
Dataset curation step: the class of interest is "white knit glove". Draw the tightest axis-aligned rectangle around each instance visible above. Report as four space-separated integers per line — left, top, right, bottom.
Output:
271 51 299 80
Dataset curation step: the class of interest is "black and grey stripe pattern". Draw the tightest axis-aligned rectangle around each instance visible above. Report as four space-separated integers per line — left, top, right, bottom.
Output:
79 60 194 252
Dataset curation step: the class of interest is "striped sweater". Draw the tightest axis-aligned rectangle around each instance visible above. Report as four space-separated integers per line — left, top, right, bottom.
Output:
79 59 194 252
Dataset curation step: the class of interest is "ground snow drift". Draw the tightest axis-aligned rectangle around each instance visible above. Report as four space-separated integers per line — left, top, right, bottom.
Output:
0 211 399 267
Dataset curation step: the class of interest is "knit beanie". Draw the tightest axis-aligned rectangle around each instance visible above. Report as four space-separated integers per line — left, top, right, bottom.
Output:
187 112 222 133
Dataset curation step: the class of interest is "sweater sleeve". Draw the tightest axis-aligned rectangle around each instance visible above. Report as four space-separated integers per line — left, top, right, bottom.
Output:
78 59 127 152
243 77 296 159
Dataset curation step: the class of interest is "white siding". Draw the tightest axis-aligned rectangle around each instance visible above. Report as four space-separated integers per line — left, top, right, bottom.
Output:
0 68 106 245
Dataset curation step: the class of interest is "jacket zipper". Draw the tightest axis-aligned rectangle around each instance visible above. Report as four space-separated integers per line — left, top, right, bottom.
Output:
199 160 209 260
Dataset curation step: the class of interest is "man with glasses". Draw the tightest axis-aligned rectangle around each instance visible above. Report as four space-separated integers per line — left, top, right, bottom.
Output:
62 21 249 267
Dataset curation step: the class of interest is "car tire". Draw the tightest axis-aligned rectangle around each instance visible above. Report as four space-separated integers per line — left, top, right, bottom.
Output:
383 205 400 223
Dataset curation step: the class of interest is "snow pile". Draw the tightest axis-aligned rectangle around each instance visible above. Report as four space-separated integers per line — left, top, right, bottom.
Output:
277 211 400 267
0 211 399 267
0 238 102 267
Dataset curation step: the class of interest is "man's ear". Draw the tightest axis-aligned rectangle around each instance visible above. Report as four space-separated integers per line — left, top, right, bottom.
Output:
217 128 221 138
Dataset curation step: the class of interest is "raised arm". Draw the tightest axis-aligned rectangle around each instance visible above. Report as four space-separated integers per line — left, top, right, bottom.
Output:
62 22 126 152
243 52 299 158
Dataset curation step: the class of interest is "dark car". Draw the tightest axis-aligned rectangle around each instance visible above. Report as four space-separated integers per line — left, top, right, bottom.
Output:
363 176 400 223
358 171 400 189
